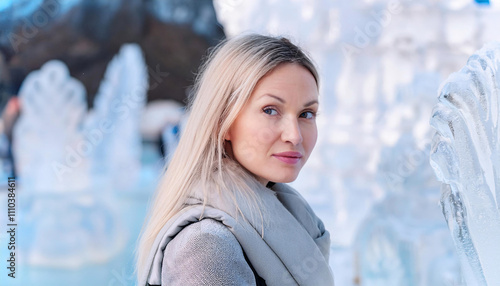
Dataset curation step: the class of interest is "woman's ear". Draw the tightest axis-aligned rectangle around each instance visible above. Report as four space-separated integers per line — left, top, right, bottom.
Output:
224 131 231 141
224 139 234 159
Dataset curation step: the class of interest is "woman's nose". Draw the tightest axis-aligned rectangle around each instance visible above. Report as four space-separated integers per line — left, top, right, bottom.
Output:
280 117 302 145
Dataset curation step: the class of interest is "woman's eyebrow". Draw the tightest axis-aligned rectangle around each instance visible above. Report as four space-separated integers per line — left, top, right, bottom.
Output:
261 93 319 107
261 93 285 103
304 99 319 107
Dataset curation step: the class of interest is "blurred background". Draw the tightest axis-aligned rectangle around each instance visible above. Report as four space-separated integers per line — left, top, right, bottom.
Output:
0 0 499 285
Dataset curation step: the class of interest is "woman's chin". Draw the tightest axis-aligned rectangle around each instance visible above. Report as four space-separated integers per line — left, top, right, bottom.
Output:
266 173 299 184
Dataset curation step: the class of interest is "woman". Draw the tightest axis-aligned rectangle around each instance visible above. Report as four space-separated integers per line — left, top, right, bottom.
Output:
136 34 335 286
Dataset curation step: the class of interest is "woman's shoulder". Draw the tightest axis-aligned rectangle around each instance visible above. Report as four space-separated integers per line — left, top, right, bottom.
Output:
167 218 237 251
162 218 256 285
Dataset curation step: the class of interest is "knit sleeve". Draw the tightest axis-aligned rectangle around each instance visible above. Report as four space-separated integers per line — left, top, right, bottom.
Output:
162 218 257 286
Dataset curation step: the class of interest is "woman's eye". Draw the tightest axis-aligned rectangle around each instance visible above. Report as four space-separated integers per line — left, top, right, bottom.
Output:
300 111 316 119
263 107 278 116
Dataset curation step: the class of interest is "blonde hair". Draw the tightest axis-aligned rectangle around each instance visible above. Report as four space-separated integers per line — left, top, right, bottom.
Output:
135 33 319 282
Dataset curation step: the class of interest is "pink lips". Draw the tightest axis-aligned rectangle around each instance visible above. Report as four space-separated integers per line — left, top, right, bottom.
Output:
272 151 303 165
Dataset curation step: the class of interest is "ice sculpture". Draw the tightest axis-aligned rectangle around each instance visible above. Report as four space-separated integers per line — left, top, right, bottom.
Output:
430 42 500 285
84 43 148 190
13 60 126 267
11 43 148 268
13 60 90 192
14 43 148 191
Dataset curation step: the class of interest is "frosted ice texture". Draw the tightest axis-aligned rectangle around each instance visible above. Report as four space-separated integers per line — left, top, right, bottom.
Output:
356 134 461 286
84 43 148 190
13 60 90 192
21 192 126 268
11 43 147 268
13 59 126 267
430 42 500 285
14 43 147 192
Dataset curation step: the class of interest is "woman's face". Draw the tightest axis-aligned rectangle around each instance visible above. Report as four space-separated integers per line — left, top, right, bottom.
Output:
225 63 319 186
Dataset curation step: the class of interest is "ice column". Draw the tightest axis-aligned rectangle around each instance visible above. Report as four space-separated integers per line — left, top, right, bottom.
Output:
430 42 500 285
84 43 148 191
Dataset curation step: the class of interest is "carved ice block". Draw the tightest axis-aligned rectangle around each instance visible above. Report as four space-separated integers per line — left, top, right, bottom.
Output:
430 42 500 285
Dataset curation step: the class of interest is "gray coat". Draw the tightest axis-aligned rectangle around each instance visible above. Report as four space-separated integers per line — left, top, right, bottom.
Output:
140 181 335 286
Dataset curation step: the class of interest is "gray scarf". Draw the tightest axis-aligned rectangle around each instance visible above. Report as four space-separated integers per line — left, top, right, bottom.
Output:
140 169 334 286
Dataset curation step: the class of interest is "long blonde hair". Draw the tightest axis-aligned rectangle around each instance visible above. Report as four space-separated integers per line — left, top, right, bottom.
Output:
135 33 319 281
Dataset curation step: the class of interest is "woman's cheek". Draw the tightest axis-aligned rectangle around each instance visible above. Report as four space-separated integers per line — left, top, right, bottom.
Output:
256 124 276 145
307 125 318 151
236 139 258 162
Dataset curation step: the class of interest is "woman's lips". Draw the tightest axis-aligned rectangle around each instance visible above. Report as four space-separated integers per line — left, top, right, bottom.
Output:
272 155 301 164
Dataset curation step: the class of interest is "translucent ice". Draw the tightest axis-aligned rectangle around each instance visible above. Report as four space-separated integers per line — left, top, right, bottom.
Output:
84 43 148 191
14 43 148 192
11 43 147 268
430 42 500 285
13 60 90 192
356 133 461 286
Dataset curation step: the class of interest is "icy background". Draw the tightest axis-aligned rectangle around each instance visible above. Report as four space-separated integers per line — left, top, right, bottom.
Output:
214 0 500 285
1 0 500 285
